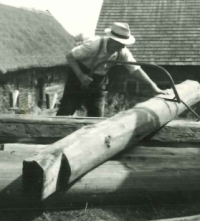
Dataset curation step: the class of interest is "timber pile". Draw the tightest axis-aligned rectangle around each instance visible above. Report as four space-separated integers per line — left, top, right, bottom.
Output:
0 80 200 208
22 80 200 200
1 142 200 208
0 115 103 144
1 115 200 144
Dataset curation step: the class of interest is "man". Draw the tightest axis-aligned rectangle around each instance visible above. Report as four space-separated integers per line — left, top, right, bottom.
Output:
57 22 166 117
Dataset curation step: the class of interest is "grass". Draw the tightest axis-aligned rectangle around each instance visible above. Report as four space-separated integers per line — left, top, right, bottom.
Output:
1 203 200 221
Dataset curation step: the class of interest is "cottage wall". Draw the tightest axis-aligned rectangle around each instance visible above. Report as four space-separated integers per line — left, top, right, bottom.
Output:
106 65 200 118
143 65 200 84
91 65 200 94
0 74 15 112
1 64 199 114
0 66 69 113
126 65 200 95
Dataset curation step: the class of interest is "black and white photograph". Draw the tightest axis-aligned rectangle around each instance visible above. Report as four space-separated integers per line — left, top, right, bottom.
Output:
0 0 200 220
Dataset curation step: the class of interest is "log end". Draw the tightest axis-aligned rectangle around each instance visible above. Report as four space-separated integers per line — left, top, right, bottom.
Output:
22 160 43 201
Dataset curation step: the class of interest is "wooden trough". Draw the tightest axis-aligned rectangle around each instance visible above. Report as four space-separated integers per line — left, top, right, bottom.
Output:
0 80 200 208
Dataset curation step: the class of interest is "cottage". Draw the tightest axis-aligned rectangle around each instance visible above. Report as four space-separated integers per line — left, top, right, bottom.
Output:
0 4 74 113
96 0 200 92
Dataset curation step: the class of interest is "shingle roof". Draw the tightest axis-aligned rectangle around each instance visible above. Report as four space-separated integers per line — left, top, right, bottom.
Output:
96 0 200 65
0 4 74 74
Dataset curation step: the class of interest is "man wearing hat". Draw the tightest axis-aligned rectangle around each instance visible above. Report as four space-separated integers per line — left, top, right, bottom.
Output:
57 22 166 117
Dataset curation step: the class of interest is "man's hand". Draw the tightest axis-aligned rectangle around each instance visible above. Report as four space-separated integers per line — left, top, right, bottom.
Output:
152 84 169 95
66 52 93 87
130 69 170 96
77 73 93 87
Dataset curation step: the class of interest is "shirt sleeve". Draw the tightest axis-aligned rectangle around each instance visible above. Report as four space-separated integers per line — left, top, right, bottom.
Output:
119 48 141 73
71 37 100 61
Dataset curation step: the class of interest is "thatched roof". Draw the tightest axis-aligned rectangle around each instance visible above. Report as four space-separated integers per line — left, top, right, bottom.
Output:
0 4 74 74
96 0 200 65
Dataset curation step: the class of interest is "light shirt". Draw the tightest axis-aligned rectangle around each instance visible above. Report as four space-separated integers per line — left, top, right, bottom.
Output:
72 36 140 76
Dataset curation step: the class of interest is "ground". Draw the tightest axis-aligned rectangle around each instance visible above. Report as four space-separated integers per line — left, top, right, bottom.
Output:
1 202 200 221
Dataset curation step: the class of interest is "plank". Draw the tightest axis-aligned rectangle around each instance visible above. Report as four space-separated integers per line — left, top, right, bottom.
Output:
2 143 47 155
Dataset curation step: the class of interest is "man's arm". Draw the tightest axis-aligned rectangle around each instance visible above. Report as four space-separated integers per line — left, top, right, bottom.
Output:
129 68 166 95
120 48 167 95
66 52 93 87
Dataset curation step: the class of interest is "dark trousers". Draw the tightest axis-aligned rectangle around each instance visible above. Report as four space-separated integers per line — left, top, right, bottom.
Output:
56 64 108 117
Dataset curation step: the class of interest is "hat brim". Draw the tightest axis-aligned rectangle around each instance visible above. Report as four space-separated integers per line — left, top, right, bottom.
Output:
104 28 135 45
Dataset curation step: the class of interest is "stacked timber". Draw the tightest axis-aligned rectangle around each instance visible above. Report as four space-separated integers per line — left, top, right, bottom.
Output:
1 141 200 208
0 80 200 208
22 80 200 201
1 116 200 144
0 115 104 144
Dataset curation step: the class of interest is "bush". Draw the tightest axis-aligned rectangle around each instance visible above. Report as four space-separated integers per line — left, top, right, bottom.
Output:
104 92 129 117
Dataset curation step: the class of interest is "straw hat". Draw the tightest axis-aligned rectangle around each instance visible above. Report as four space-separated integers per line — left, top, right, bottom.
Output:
104 22 135 45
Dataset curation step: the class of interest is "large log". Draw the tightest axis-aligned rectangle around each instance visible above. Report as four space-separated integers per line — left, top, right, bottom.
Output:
23 80 200 200
0 115 104 144
145 119 200 144
1 144 200 208
0 116 200 144
2 143 47 154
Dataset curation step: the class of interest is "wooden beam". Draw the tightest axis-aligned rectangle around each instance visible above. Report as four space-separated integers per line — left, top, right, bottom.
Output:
151 214 200 221
2 143 47 155
0 115 104 143
0 117 200 144
1 144 200 208
145 119 200 143
23 80 200 200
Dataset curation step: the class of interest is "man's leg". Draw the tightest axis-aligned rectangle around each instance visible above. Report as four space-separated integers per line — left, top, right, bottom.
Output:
86 91 107 117
56 68 82 116
56 92 81 116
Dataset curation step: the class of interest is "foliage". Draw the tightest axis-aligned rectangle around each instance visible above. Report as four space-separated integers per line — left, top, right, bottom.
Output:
104 92 130 117
1 202 200 221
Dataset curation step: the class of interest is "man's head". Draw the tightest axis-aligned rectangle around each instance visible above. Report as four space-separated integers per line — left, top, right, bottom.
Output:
105 22 135 45
107 38 126 54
